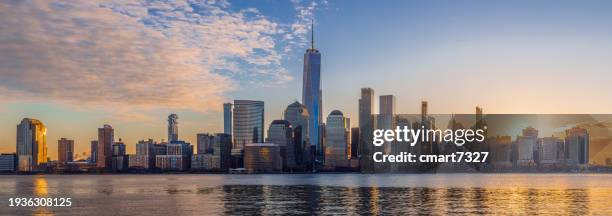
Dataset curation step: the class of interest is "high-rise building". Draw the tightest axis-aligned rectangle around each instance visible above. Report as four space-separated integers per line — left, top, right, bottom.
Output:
168 114 179 142
350 127 359 159
538 136 564 165
223 103 233 135
565 127 589 165
378 95 396 155
359 88 375 172
232 100 264 168
284 101 310 169
267 120 295 170
302 21 323 166
517 126 538 167
379 95 396 115
97 124 114 169
111 138 127 171
16 118 47 171
324 110 350 169
233 100 265 149
57 138 74 164
90 140 98 164
197 133 214 154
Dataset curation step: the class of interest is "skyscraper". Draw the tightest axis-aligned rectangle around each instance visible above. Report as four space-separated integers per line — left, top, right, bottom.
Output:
232 100 264 168
97 124 114 169
302 21 323 165
517 126 538 167
350 127 359 159
58 138 74 164
359 88 375 172
267 120 295 170
223 103 233 135
168 114 179 142
565 127 589 165
324 110 350 169
16 118 47 171
378 95 396 155
379 95 396 115
284 101 310 169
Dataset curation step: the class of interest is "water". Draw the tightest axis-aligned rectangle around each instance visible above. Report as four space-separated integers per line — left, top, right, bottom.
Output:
0 174 611 215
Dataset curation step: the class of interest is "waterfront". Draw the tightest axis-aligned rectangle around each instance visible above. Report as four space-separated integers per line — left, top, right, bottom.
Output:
0 174 611 215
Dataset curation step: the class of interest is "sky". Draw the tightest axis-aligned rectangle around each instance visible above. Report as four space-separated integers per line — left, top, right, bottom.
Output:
1 0 612 160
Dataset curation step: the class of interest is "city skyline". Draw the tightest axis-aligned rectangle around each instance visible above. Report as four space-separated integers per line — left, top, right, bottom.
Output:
3 0 612 160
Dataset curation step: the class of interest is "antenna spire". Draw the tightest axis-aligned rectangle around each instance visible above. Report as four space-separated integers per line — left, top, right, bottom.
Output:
311 19 314 50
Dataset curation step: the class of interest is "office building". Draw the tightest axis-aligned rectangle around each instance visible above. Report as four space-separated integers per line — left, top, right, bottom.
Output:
565 127 589 165
111 139 127 171
244 143 282 173
350 128 359 159
97 124 114 169
538 136 564 165
324 110 350 169
16 118 47 171
223 103 233 135
57 138 74 164
517 127 538 167
379 95 396 115
0 154 17 172
197 133 214 154
267 120 296 170
359 88 375 172
192 133 232 171
302 22 323 166
284 101 310 169
232 100 264 168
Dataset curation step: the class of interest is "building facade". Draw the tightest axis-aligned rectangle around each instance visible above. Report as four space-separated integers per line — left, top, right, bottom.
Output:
324 110 350 169
58 138 74 164
16 118 47 171
97 124 114 169
223 103 233 135
302 23 323 167
565 127 589 165
168 114 179 142
232 100 264 168
0 154 17 172
244 143 282 173
267 120 296 170
284 101 310 169
359 88 375 172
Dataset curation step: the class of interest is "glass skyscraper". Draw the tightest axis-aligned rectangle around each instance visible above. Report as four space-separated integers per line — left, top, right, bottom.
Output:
232 100 264 150
302 22 322 166
16 118 47 171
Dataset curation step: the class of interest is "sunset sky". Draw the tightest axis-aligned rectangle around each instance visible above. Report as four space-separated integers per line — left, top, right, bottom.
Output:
1 0 612 159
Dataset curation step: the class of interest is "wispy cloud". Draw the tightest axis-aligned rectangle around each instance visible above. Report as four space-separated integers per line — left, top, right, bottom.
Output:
282 0 327 54
0 0 318 115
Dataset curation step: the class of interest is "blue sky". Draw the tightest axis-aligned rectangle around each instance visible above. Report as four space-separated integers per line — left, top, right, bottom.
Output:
1 0 612 159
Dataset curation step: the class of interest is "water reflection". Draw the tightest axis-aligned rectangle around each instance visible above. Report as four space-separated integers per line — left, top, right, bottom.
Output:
0 174 610 215
34 175 48 196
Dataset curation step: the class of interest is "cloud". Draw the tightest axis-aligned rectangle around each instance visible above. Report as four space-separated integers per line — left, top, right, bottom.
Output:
0 0 296 114
281 0 327 54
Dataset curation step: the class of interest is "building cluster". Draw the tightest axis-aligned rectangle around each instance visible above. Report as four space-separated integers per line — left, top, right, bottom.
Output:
488 126 590 170
0 22 602 174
